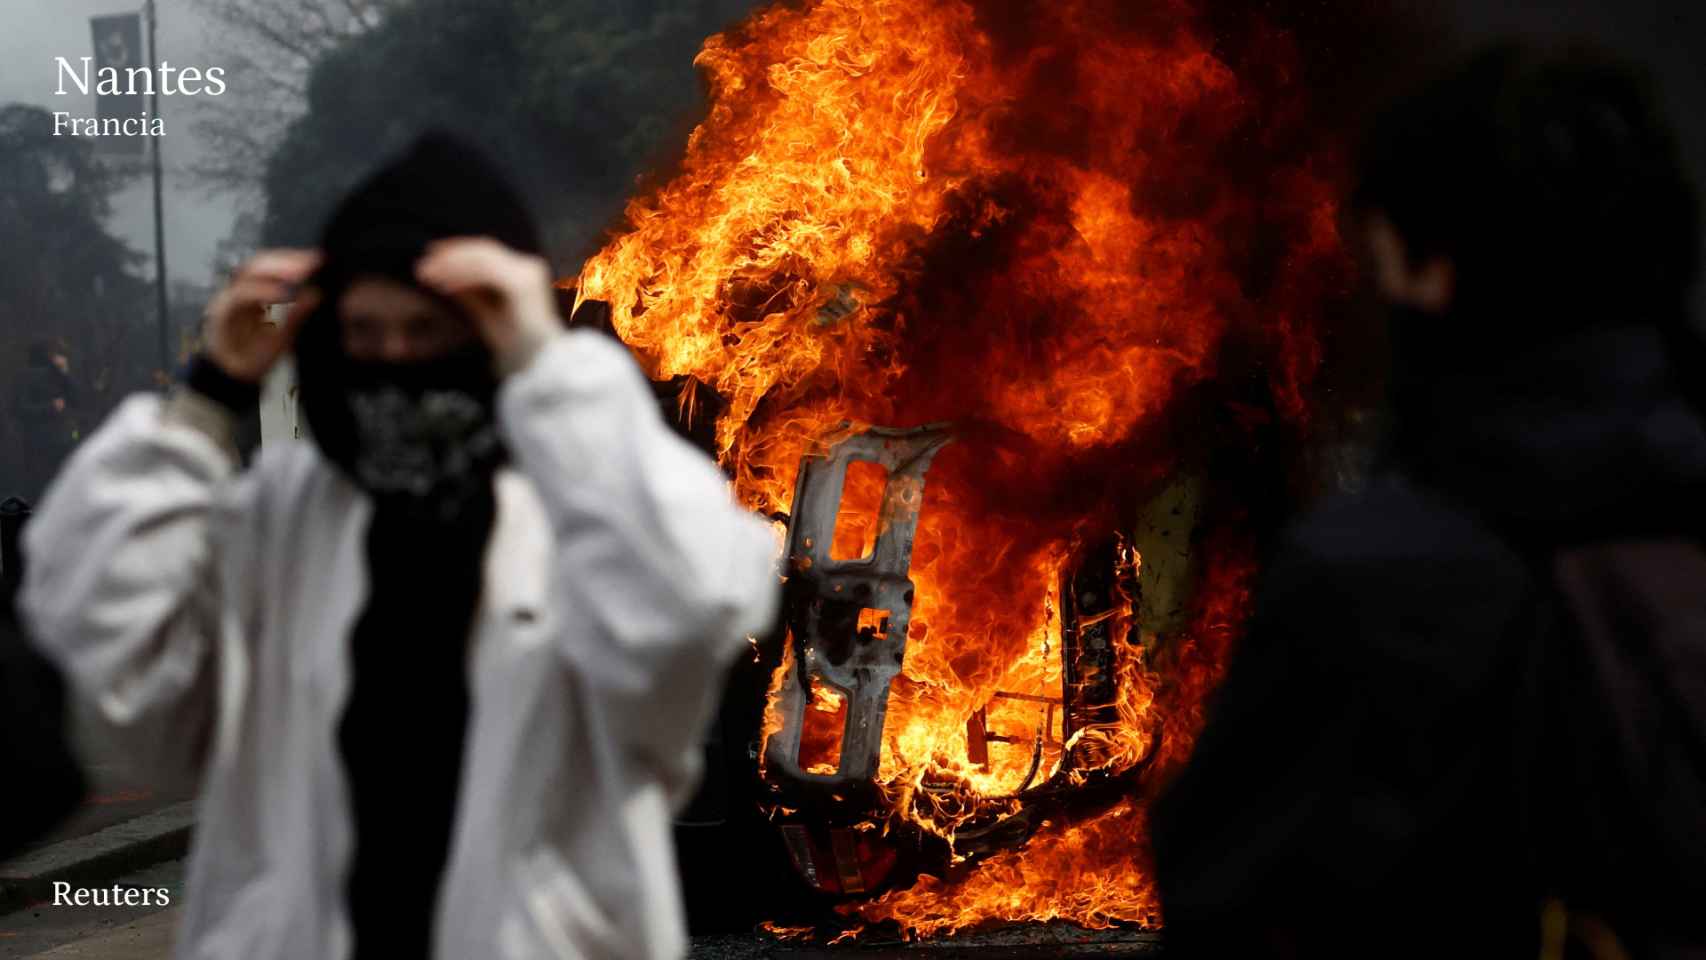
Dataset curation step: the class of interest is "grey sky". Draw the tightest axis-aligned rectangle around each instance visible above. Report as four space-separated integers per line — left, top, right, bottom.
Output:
2 0 241 291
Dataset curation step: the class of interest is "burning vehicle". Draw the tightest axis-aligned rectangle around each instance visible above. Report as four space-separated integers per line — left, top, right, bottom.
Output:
570 0 1355 940
759 424 1184 896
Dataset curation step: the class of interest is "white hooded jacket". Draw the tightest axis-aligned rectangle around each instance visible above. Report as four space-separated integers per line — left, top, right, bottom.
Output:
21 330 780 959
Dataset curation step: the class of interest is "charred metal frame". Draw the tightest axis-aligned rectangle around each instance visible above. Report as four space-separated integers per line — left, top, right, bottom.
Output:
762 424 1168 895
765 423 955 789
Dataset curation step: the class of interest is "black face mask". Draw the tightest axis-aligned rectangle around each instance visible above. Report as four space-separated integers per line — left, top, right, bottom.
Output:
336 344 505 517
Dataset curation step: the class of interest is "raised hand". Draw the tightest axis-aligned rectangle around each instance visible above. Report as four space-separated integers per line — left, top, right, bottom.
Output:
414 237 561 376
202 250 322 383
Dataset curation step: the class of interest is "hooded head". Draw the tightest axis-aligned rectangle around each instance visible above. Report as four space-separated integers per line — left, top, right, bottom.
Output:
1352 43 1698 372
295 133 546 514
1348 42 1703 470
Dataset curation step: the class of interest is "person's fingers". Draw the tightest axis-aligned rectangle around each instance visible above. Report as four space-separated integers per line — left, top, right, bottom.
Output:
416 253 499 306
418 238 551 302
233 249 321 286
422 236 509 263
219 277 298 314
415 239 558 373
415 240 514 296
237 249 319 278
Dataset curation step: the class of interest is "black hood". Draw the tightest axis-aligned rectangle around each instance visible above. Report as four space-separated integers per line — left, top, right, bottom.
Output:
294 132 546 474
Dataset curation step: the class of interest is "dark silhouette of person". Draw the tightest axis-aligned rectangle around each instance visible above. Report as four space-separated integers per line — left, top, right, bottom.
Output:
0 496 85 859
1151 43 1705 959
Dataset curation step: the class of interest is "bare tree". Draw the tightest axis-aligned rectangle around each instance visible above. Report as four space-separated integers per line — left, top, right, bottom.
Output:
184 0 400 197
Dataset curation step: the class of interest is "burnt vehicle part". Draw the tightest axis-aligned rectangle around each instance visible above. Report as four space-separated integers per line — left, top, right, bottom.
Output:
945 474 1203 866
760 426 1187 896
765 423 954 792
759 423 952 899
945 535 1157 866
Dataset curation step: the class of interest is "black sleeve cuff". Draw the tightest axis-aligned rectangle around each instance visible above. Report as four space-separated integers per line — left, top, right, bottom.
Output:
181 354 261 414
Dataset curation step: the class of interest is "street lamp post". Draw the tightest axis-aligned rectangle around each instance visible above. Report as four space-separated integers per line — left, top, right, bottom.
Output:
145 0 170 382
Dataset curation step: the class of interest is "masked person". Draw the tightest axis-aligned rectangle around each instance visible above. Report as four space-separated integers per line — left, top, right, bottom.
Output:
1150 45 1706 958
20 134 779 960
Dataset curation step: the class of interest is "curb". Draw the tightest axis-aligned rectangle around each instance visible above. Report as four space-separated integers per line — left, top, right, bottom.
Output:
0 802 194 914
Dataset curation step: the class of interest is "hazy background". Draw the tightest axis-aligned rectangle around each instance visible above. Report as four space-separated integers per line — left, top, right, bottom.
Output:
0 0 1701 500
0 0 240 291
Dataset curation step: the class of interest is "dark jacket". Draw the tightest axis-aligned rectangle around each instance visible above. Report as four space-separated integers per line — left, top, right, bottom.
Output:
1152 322 1706 957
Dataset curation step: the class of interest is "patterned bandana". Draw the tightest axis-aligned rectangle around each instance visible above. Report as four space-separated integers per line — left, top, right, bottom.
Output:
338 345 504 518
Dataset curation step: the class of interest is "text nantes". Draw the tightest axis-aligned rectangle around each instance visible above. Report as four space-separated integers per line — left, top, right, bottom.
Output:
52 56 227 138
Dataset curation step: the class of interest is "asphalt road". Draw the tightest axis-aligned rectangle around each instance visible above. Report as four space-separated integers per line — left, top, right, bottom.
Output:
0 860 182 959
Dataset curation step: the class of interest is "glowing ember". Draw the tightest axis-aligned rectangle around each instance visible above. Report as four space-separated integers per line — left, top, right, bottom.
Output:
574 0 1345 937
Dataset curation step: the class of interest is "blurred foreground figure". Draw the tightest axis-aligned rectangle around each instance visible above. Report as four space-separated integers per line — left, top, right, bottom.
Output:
0 496 85 858
21 134 779 959
1152 45 1706 958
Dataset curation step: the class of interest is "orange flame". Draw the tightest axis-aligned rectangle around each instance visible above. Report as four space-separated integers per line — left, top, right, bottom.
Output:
575 0 1344 936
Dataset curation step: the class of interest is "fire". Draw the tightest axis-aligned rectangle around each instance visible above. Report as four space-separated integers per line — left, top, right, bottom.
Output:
575 0 1345 937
